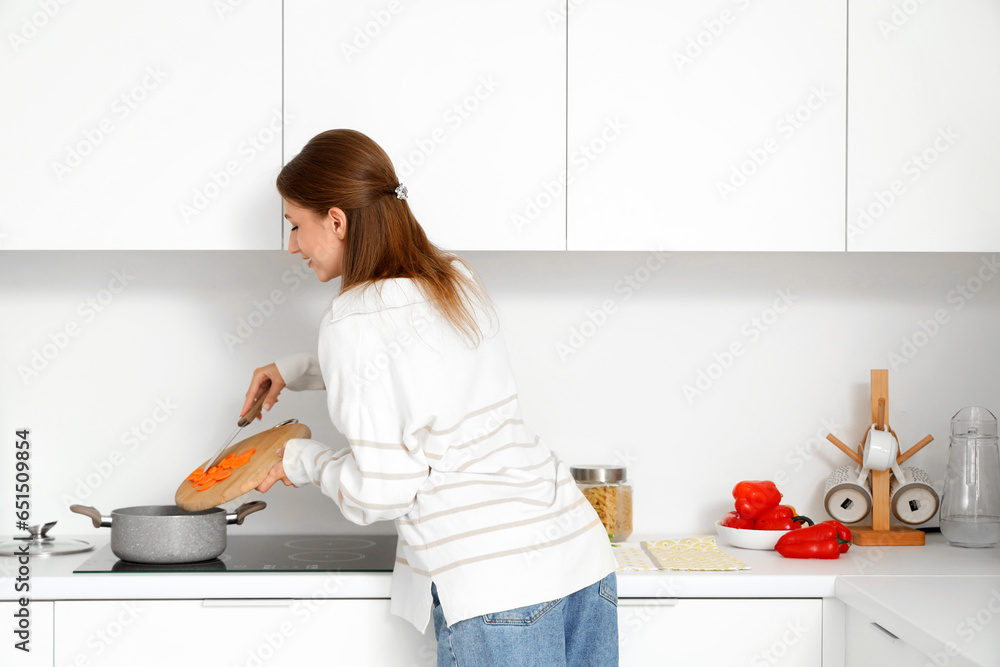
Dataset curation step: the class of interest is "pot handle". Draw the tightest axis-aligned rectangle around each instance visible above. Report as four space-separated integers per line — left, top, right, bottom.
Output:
70 505 112 528
227 500 267 526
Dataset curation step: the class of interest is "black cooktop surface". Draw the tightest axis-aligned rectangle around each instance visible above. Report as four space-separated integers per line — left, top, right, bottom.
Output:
74 534 397 573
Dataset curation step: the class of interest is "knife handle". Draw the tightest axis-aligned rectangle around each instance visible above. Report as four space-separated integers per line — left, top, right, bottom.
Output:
238 390 269 427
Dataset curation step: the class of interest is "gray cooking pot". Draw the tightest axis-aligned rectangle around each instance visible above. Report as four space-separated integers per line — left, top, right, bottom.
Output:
70 501 265 564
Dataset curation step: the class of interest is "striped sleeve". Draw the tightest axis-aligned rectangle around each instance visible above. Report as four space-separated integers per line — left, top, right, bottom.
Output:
274 353 326 391
280 310 430 526
282 404 429 525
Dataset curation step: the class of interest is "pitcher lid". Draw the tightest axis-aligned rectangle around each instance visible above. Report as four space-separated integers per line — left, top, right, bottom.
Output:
950 406 998 437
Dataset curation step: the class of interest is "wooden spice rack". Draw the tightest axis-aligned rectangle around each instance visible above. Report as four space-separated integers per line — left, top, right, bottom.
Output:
824 369 934 546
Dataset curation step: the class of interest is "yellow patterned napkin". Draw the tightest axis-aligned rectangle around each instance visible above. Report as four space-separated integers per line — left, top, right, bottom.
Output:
613 537 749 572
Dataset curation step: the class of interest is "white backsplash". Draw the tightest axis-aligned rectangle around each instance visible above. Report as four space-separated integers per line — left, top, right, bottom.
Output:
2 250 998 538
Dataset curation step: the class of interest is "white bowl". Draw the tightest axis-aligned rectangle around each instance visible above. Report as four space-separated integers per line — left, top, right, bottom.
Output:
714 520 791 550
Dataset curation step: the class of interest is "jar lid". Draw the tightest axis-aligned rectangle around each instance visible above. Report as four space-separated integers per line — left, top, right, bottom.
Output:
570 465 627 483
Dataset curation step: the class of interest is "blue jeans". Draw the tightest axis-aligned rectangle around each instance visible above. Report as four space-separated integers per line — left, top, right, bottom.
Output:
432 573 619 666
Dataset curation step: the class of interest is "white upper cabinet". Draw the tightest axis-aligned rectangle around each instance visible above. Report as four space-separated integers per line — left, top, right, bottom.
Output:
0 1 282 249
12 1 997 253
568 0 847 251
283 0 566 251
848 1 1000 251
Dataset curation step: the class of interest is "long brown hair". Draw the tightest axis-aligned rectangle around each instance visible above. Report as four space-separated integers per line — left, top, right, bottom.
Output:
277 129 493 344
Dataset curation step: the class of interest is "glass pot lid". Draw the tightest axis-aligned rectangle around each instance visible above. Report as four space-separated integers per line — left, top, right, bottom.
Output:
0 521 92 557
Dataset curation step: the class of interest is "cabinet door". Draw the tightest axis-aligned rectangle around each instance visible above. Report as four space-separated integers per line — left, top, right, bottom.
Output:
0 601 52 666
848 1 1000 251
844 607 929 666
568 0 846 251
54 599 436 666
284 0 566 251
619 598 822 665
0 1 282 249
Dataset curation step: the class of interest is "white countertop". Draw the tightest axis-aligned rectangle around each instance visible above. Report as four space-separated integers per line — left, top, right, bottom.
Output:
617 532 999 599
1 534 395 601
4 532 998 665
3 532 997 602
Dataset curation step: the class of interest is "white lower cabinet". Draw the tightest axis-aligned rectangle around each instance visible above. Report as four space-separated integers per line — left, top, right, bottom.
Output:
50 597 827 665
53 599 437 666
1 600 52 666
618 598 823 666
844 606 928 667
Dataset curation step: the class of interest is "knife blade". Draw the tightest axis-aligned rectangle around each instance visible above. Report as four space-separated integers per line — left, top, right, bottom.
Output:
206 388 269 469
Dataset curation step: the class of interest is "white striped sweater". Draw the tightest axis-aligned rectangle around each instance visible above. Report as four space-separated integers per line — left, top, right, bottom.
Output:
277 273 616 632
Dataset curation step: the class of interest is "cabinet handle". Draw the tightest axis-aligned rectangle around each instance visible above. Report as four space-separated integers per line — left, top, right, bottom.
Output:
618 598 679 607
868 621 900 643
202 599 295 608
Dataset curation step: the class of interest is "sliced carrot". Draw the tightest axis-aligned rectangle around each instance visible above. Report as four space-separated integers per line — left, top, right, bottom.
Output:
233 449 255 465
186 447 257 491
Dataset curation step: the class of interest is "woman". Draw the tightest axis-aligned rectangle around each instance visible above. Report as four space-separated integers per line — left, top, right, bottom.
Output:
246 129 618 665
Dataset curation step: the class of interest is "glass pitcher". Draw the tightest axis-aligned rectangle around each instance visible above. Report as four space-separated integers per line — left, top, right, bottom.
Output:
939 406 1000 547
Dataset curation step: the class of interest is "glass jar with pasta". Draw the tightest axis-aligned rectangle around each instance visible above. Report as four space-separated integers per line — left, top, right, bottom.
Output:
570 465 632 542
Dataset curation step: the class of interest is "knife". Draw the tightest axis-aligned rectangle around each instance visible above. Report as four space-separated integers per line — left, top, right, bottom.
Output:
206 387 269 469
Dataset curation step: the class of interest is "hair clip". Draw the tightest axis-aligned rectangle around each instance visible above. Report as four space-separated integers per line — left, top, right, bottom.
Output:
395 184 408 201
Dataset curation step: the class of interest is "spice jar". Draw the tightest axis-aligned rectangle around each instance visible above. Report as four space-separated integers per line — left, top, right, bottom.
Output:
570 465 632 542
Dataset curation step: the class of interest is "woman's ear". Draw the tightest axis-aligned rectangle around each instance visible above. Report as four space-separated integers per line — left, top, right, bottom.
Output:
325 207 348 240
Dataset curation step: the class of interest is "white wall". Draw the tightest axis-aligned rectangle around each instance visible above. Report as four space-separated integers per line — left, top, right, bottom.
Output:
2 250 998 539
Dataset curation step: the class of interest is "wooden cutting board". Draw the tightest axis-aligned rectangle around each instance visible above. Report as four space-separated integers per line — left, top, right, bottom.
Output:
175 421 311 511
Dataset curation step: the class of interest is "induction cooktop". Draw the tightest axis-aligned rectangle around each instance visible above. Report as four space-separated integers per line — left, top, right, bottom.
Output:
73 534 397 573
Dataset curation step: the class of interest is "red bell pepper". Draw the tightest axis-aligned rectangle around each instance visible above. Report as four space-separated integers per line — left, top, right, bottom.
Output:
754 505 813 531
732 480 782 519
818 520 852 553
721 510 755 529
775 521 852 559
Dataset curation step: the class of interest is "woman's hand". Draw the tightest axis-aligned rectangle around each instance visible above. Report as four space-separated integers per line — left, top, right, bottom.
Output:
257 450 297 493
241 363 287 420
